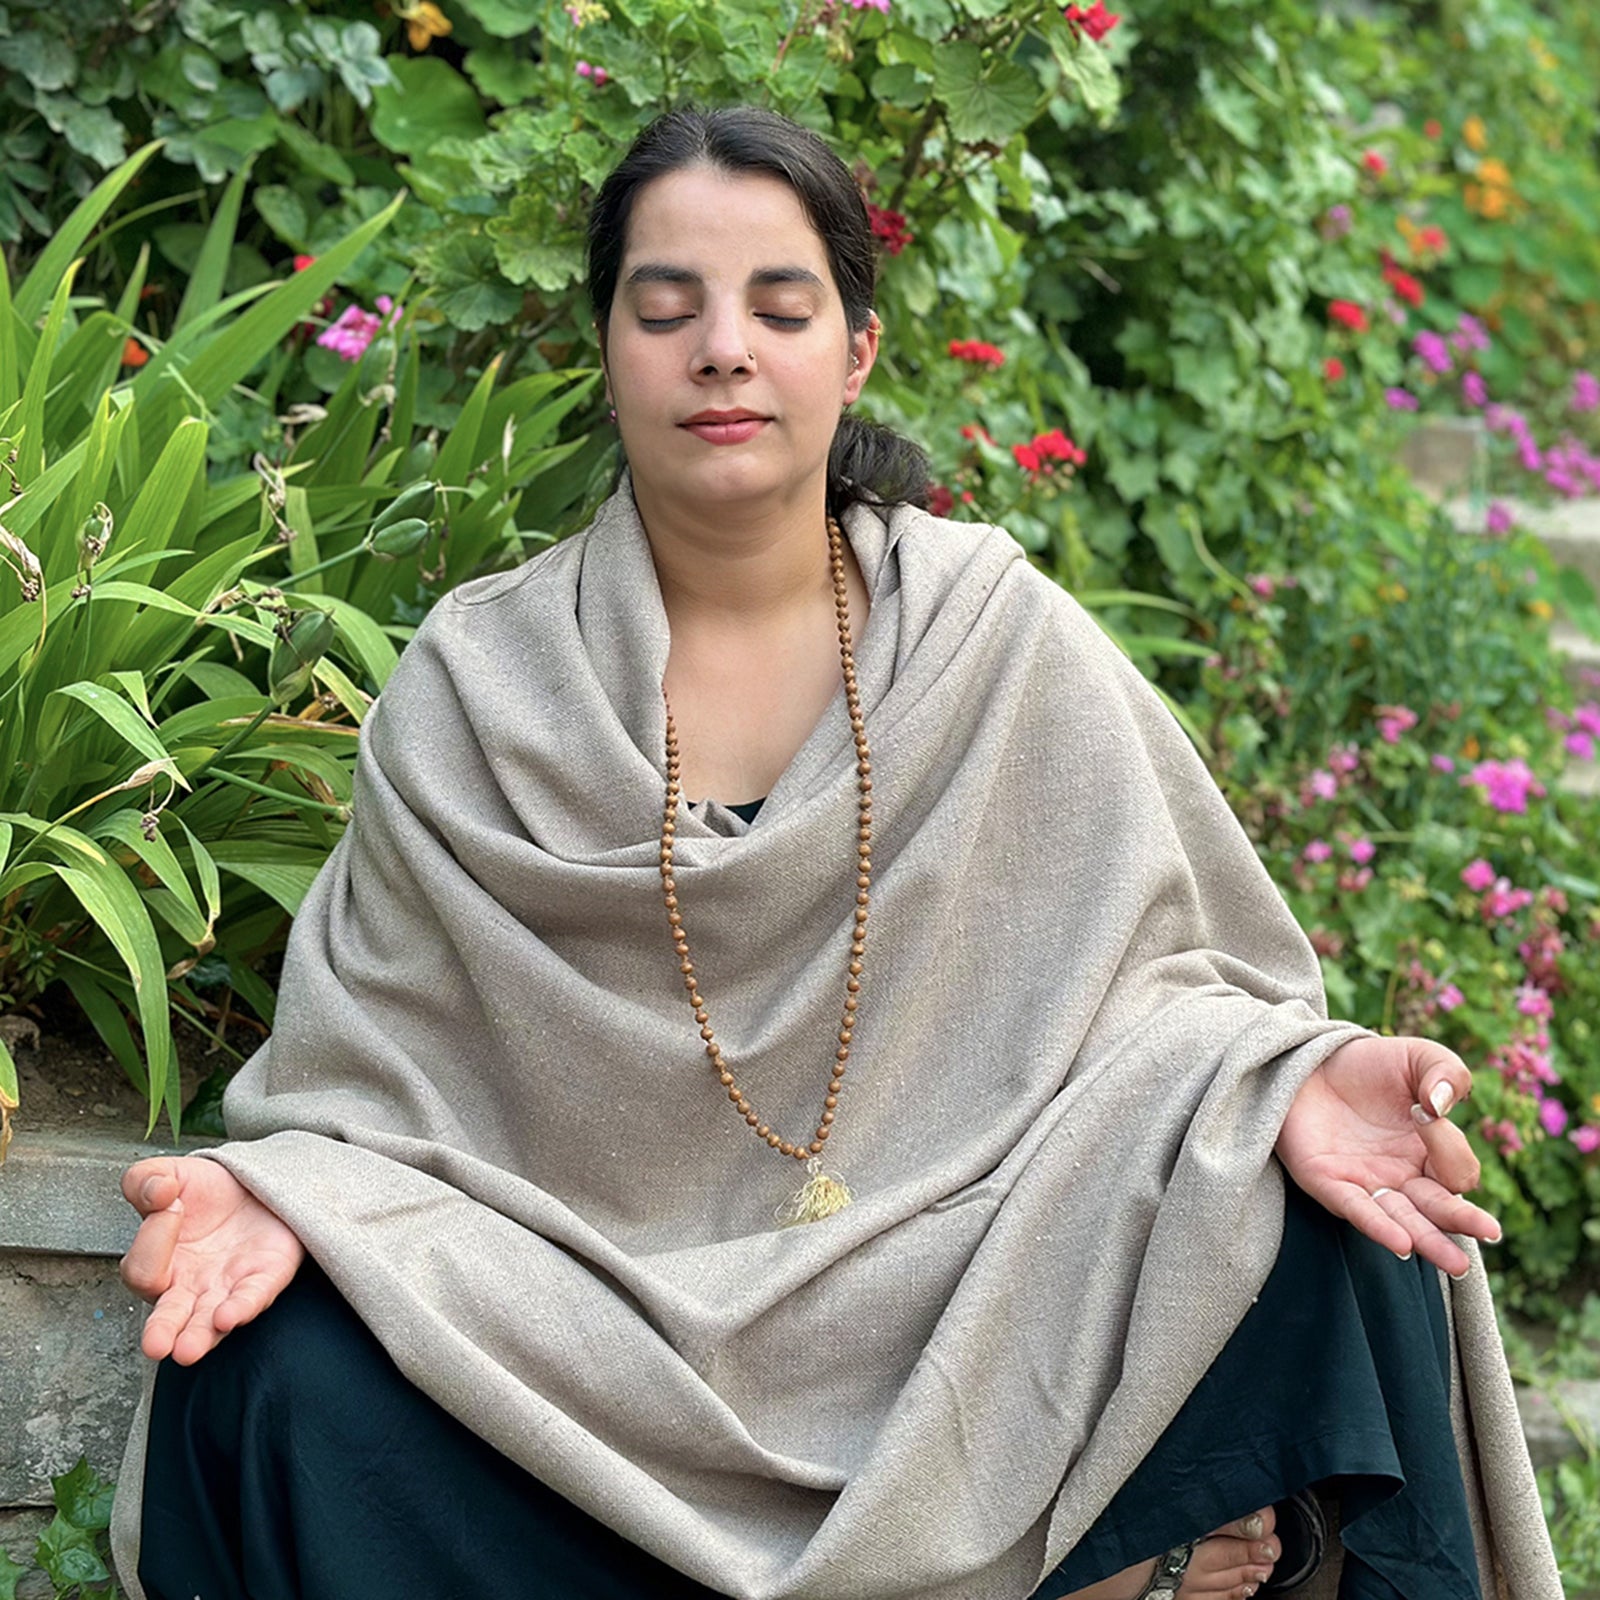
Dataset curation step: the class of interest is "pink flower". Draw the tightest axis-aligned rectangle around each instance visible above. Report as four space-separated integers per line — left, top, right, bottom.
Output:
1321 205 1354 241
1327 743 1361 776
1452 314 1491 354
1306 769 1338 801
1572 371 1600 413
1375 704 1418 744
1431 753 1456 772
1540 1099 1570 1137
1338 867 1374 893
1347 836 1375 864
1481 1117 1524 1155
1303 839 1333 863
317 304 383 361
1437 983 1464 1012
1516 984 1554 1019
1566 732 1596 761
1576 702 1600 738
1064 0 1121 40
1461 859 1497 891
1248 574 1278 599
1462 757 1545 813
848 0 892 11
1572 1126 1600 1154
1385 387 1419 411
1413 331 1453 374
1485 501 1514 535
1462 371 1488 407
1482 878 1535 920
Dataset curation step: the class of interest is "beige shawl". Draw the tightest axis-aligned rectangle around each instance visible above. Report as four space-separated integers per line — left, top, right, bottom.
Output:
113 487 1559 1598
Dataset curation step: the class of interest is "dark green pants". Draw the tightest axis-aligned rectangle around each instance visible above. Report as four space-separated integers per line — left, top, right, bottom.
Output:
139 1180 1479 1600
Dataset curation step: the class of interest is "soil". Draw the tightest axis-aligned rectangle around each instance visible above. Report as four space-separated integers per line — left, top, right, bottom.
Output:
3 993 262 1142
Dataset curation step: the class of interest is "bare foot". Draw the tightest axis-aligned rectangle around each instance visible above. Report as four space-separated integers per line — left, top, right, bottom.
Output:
1056 1508 1280 1600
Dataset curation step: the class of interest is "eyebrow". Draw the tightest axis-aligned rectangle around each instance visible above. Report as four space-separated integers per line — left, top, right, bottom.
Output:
623 264 827 291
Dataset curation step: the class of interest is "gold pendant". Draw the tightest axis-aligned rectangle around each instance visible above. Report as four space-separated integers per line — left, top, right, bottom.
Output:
777 1157 853 1226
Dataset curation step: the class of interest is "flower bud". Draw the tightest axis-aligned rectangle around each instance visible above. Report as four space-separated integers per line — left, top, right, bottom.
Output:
372 480 438 536
78 503 113 570
368 516 431 559
268 608 337 705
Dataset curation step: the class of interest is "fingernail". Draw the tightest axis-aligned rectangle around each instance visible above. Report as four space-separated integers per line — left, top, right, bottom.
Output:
1451 1265 1471 1280
1431 1082 1455 1118
1240 1515 1265 1539
1486 1229 1503 1245
1258 1542 1278 1562
166 1198 183 1215
1411 1102 1435 1126
1398 1250 1413 1261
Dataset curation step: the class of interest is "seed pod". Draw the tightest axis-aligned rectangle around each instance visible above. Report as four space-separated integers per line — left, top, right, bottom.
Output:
78 502 113 570
268 608 337 705
371 480 437 536
368 516 431 559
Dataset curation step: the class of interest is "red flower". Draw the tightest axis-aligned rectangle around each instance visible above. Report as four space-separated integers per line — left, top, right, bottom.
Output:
1424 119 1443 140
1013 428 1087 479
1362 150 1388 177
960 423 996 444
1324 357 1346 382
293 254 316 272
926 483 955 517
865 202 913 256
949 339 1006 368
1384 266 1424 308
1416 224 1448 255
121 337 149 368
1328 300 1369 333
1063 0 1121 41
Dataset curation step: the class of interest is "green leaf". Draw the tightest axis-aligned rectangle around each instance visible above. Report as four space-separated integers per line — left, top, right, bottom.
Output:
278 591 399 689
488 198 585 291
415 230 523 332
254 184 310 250
59 969 148 1095
53 683 182 774
50 859 177 1129
51 1457 115 1531
371 56 487 154
34 1512 108 1586
932 43 1038 145
458 0 541 34
0 1537 24 1600
16 258 79 483
276 120 356 187
94 810 211 949
175 158 255 332
0 32 78 92
207 842 325 914
14 141 161 325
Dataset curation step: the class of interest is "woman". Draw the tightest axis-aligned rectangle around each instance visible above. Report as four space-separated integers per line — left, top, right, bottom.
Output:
113 108 1556 1600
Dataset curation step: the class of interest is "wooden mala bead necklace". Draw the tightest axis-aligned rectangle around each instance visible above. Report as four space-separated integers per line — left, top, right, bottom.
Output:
660 515 870 1225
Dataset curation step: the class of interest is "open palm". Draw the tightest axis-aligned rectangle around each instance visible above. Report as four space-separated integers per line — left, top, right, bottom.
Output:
120 1156 305 1365
1276 1034 1499 1276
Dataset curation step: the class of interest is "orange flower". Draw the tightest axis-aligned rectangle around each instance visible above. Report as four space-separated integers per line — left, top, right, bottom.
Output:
400 0 451 49
1461 734 1481 760
1463 115 1488 152
121 337 149 368
1478 158 1511 187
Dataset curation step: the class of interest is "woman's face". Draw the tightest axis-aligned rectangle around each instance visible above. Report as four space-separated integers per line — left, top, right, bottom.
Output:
602 165 875 519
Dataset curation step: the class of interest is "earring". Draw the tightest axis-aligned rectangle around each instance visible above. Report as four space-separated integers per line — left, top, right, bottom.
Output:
852 354 861 369
608 406 617 423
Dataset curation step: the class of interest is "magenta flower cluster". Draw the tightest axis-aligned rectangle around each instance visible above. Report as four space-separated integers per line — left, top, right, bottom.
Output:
1460 757 1545 813
317 295 400 362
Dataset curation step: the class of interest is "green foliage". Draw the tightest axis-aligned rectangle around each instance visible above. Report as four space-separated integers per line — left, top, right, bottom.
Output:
0 1456 120 1598
1 149 600 1138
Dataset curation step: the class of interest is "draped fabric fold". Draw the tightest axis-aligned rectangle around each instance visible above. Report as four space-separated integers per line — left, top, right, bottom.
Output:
113 486 1557 1600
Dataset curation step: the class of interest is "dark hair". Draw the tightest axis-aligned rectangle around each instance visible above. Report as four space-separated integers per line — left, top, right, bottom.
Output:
587 106 929 517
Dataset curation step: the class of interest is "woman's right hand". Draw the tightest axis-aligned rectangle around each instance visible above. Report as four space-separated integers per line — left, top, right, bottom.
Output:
119 1156 305 1365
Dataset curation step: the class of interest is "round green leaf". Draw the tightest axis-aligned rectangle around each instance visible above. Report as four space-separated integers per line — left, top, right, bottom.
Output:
371 56 487 154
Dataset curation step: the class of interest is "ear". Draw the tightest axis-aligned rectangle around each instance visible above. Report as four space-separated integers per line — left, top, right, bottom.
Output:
594 319 612 406
843 312 881 406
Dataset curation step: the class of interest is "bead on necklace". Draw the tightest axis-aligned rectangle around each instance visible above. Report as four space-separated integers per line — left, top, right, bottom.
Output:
660 515 871 1224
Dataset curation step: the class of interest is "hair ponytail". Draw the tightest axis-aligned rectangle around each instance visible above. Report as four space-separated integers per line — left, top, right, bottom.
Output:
828 416 930 518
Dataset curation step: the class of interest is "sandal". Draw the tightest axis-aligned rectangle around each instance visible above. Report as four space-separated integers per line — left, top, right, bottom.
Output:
1260 1489 1328 1594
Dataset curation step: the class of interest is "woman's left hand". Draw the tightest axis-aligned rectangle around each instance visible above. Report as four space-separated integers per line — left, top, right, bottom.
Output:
1275 1034 1500 1276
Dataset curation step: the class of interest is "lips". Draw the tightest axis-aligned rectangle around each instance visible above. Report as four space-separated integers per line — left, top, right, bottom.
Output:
680 409 770 445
